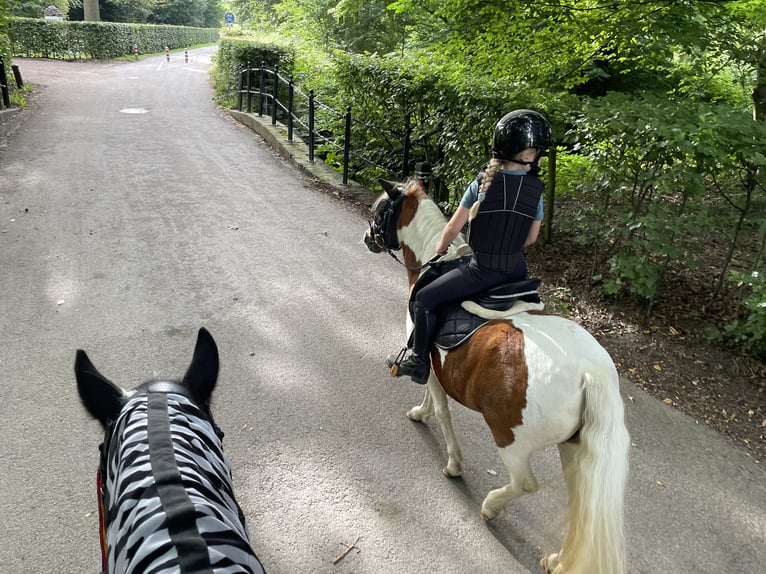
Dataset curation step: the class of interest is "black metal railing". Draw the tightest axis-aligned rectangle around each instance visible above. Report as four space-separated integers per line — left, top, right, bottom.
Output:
0 57 11 109
236 62 430 187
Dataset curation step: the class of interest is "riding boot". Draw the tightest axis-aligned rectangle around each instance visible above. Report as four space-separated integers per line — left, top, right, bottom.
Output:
386 302 437 385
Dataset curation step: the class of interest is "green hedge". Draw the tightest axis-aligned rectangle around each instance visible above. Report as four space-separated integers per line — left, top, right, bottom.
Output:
212 36 294 107
316 51 576 204
0 0 9 58
8 17 219 60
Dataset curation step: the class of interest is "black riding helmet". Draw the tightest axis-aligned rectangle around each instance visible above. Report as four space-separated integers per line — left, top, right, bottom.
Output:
491 109 553 161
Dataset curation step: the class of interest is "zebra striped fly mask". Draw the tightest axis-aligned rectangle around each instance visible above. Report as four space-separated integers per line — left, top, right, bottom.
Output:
96 382 259 573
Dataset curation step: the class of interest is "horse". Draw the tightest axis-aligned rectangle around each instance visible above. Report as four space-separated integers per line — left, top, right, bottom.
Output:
363 179 630 574
75 327 266 574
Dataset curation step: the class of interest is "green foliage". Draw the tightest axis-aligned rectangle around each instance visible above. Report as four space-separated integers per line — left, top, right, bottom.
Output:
8 17 219 59
325 50 576 200
329 51 460 191
99 1 163 24
63 0 222 28
0 0 10 57
709 270 766 359
10 0 73 19
567 92 766 303
146 0 221 28
212 35 294 106
542 286 573 317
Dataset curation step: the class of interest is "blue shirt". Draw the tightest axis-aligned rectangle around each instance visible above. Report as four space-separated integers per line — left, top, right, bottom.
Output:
459 169 544 220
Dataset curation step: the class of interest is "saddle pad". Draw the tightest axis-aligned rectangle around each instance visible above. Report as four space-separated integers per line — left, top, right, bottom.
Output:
434 305 489 350
434 300 545 350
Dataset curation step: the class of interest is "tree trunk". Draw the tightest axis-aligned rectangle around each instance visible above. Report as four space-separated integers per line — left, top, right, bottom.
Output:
753 28 766 121
83 0 100 22
543 146 556 244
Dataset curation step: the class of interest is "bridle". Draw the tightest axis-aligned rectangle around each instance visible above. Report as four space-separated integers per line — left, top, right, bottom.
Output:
368 191 438 272
368 191 405 253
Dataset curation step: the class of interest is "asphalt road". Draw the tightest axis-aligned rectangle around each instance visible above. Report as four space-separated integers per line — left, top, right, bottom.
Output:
0 48 764 574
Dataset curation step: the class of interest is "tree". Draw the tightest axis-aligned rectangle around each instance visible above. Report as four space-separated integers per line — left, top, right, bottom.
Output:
725 0 766 119
0 0 9 57
10 0 76 19
150 0 212 27
84 0 100 21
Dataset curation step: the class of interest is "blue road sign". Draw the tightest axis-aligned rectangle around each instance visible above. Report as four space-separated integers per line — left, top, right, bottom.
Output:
224 12 235 24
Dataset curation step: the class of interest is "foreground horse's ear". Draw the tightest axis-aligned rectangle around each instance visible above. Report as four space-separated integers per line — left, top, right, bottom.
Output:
75 350 127 428
378 178 401 199
183 327 219 404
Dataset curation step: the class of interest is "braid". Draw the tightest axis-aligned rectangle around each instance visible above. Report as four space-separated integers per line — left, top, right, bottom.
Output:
469 158 503 221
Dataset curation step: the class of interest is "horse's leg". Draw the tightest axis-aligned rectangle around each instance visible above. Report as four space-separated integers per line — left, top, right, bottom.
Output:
540 440 579 573
556 438 579 520
406 382 434 422
407 372 464 477
481 443 538 521
543 370 629 574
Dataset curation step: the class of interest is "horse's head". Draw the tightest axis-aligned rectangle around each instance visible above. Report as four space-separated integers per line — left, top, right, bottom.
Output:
364 178 422 254
75 327 220 432
75 329 265 573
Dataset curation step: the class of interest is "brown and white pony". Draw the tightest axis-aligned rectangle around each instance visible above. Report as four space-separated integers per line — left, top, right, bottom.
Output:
364 179 630 574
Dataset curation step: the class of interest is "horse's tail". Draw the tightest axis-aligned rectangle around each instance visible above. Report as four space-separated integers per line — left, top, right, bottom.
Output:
554 368 630 574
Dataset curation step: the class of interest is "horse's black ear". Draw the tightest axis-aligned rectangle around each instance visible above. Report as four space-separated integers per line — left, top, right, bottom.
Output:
183 327 219 404
378 178 401 199
75 350 127 428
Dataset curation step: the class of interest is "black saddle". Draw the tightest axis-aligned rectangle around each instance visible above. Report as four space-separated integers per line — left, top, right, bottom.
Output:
471 278 541 310
409 257 542 350
433 280 541 350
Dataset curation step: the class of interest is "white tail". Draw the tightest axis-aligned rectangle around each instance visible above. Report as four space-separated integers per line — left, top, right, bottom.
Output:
553 370 630 574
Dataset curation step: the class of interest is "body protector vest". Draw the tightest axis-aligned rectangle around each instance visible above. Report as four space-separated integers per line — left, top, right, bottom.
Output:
467 172 544 272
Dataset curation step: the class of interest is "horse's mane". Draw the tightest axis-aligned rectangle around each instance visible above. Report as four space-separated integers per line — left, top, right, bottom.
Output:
402 181 467 260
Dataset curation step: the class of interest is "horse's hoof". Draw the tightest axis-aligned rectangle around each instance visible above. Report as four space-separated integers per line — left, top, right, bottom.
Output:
540 552 559 573
406 408 425 422
442 466 462 478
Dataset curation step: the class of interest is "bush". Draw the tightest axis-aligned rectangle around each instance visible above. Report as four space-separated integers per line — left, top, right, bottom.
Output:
8 17 219 60
211 36 294 108
328 51 575 202
566 93 766 305
710 270 766 359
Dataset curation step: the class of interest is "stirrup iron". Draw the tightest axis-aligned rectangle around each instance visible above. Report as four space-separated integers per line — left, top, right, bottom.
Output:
389 347 407 377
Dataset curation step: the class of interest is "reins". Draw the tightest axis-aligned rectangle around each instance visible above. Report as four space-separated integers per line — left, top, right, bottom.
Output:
369 191 441 272
386 250 440 272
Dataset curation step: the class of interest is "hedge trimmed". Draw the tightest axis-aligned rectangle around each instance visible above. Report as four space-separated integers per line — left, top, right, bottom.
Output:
212 36 294 107
8 17 219 60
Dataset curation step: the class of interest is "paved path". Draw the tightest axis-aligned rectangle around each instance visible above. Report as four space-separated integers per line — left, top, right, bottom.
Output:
0 50 763 574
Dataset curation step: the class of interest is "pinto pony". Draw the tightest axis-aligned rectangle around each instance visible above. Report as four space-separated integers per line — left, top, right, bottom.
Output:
364 179 630 574
75 328 265 574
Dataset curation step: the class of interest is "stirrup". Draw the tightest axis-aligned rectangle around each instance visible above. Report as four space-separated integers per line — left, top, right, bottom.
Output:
388 347 408 377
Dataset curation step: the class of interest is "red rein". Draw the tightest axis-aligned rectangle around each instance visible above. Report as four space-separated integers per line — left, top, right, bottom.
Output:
97 467 108 573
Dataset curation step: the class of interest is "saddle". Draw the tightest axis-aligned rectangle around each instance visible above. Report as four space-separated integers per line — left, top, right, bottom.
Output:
434 279 544 350
409 255 545 350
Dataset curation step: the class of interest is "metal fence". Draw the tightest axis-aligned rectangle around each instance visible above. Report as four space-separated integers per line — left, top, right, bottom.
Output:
236 62 431 187
0 57 12 109
0 57 24 110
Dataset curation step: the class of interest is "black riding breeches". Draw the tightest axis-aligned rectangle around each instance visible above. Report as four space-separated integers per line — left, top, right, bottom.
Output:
413 256 527 313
